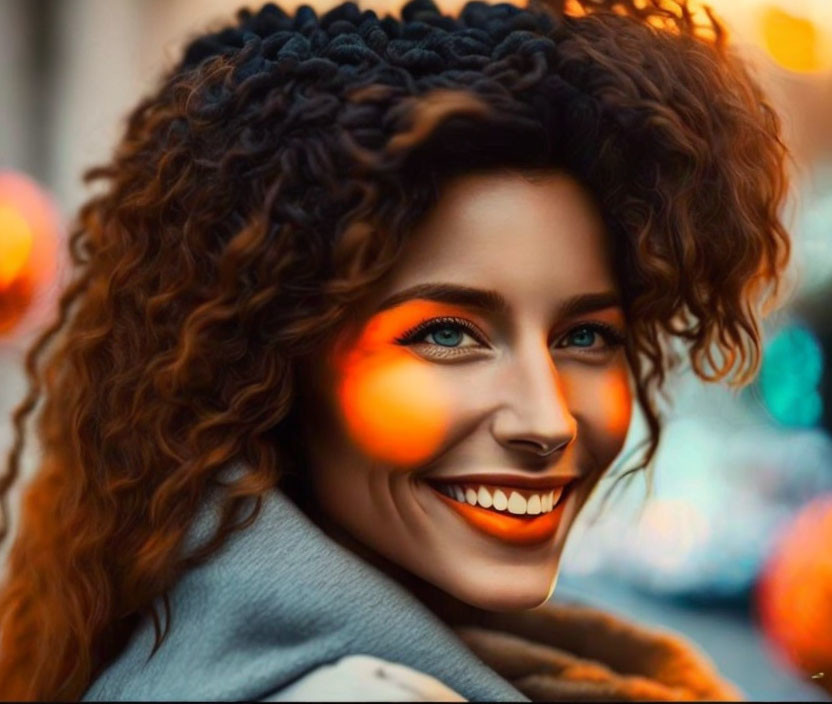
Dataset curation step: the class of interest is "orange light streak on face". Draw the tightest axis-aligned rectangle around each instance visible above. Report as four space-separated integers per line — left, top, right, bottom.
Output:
603 368 633 436
332 300 477 468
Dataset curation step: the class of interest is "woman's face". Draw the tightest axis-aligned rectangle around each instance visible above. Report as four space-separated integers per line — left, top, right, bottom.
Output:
303 169 632 611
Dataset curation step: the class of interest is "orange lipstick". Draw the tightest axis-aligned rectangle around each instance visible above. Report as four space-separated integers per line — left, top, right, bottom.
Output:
429 483 571 546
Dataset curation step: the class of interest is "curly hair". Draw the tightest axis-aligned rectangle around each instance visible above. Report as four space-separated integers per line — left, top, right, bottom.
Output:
0 0 789 698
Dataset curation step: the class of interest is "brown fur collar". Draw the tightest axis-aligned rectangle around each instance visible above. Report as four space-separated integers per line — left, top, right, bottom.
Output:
450 600 743 701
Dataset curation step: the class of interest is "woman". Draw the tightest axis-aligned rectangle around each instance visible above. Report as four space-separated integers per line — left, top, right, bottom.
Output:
0 0 789 700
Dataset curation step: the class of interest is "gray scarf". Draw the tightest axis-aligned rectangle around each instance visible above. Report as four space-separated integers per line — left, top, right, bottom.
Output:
81 479 527 701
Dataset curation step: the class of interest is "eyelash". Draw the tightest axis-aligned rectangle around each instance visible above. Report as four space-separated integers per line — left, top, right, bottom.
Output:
394 317 626 353
394 316 488 347
552 321 627 352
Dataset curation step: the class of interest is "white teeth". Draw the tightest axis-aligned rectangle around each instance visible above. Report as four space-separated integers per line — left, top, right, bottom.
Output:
526 494 541 515
434 481 569 515
493 489 508 511
507 491 527 514
551 486 563 507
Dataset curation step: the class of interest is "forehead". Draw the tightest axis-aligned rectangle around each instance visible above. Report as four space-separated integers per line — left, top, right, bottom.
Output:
382 170 617 310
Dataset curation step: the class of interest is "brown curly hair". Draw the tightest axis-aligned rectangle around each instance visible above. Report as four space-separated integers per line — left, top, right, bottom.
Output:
0 0 790 698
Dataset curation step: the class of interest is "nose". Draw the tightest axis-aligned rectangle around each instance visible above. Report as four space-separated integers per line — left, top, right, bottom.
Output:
491 337 577 459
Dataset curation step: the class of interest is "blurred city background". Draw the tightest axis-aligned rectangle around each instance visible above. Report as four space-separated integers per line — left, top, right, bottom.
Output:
1 0 831 700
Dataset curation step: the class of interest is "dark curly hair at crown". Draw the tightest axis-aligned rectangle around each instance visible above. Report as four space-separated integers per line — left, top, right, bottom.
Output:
0 0 789 699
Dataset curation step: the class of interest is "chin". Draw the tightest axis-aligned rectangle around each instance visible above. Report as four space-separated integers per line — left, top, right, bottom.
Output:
439 563 560 613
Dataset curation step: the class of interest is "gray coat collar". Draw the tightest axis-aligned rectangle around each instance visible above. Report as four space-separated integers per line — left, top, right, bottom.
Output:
82 474 527 701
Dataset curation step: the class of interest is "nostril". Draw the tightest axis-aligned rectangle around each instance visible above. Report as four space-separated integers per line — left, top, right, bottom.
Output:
507 438 568 457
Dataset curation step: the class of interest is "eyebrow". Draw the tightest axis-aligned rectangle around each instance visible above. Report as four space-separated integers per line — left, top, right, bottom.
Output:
375 283 621 318
557 291 622 319
376 283 509 314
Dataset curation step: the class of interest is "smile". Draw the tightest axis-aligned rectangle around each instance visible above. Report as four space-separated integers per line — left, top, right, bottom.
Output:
425 476 575 546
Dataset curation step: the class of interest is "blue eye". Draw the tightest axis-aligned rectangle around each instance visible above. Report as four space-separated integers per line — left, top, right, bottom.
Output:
567 327 597 348
395 317 487 352
427 326 463 347
554 323 626 352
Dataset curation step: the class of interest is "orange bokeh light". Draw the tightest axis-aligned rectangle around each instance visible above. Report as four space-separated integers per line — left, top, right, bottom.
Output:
0 171 60 336
0 204 33 289
756 495 832 690
760 6 827 73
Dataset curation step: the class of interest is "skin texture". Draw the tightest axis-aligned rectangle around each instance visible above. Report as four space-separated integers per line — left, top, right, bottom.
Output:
301 169 633 612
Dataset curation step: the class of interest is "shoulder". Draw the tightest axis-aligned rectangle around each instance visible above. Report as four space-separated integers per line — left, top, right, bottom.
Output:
263 654 467 702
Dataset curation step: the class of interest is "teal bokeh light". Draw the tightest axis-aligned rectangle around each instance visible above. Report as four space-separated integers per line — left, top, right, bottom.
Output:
759 323 824 427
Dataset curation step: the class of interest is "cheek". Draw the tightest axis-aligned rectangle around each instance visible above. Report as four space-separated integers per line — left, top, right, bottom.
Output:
562 364 633 462
335 348 451 467
602 367 632 438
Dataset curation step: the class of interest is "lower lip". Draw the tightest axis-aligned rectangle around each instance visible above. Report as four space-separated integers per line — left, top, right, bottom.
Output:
428 483 570 546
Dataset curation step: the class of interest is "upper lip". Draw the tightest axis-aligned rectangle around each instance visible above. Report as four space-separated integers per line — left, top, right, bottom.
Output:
423 472 579 491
